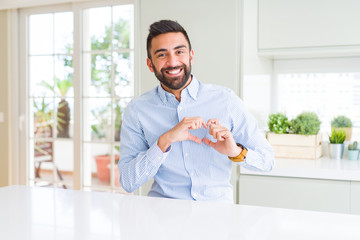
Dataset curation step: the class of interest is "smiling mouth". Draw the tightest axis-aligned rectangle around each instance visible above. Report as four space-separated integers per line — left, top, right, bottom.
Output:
165 67 183 76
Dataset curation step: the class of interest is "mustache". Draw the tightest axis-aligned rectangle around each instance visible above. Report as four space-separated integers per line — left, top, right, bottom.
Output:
161 65 184 72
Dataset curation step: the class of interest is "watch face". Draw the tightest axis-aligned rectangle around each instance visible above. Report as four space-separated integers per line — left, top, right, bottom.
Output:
236 143 247 151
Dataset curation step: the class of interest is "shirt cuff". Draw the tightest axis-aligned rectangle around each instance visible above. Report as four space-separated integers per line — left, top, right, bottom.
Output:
240 148 269 171
147 141 171 165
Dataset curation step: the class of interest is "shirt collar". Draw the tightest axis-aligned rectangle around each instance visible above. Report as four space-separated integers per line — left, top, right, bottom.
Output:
157 75 199 104
186 75 199 101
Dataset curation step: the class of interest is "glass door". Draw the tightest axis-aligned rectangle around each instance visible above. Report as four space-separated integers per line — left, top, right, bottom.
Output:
28 10 74 189
21 1 135 192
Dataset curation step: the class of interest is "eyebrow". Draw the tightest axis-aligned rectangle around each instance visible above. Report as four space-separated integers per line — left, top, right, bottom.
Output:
153 45 188 55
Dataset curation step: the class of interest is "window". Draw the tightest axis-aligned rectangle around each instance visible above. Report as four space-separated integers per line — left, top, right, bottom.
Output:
273 58 360 140
21 1 134 192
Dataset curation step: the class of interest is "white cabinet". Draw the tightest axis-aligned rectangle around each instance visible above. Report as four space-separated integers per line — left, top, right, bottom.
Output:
258 0 360 56
239 175 351 214
351 182 360 214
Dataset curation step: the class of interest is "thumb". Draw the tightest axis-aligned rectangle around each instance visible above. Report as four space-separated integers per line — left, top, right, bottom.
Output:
203 137 216 148
188 134 202 144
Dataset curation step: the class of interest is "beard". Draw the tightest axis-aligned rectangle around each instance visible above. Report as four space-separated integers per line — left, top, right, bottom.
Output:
151 60 192 90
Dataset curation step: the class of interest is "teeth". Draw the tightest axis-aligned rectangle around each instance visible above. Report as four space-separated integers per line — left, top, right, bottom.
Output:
168 69 181 74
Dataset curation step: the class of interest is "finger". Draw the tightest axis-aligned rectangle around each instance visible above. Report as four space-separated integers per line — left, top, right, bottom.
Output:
188 134 202 144
201 120 207 129
195 118 207 129
207 118 219 127
203 137 216 147
208 123 218 135
215 129 231 141
209 125 223 138
190 121 200 130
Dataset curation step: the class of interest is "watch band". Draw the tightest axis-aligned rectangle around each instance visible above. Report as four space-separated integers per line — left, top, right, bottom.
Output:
228 143 248 162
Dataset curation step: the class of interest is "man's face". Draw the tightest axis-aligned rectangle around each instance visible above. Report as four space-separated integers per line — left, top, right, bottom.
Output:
147 32 194 91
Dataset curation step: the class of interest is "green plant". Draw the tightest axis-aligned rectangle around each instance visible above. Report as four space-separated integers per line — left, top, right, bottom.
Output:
329 129 346 144
40 75 73 138
268 113 290 134
348 141 358 150
331 115 352 128
290 112 321 135
90 19 129 141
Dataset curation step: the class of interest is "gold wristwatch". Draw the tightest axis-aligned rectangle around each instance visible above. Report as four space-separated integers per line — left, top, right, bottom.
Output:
228 143 248 162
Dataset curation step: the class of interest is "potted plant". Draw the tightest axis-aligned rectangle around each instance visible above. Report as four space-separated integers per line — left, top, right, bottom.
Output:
267 112 322 159
93 143 120 186
329 128 346 159
348 141 359 160
331 115 352 141
268 113 290 134
290 112 321 136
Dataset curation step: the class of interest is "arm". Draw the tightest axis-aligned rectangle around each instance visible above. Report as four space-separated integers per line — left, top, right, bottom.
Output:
203 91 274 172
118 105 168 193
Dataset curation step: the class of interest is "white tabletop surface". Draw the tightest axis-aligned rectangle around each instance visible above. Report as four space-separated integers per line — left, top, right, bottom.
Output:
241 157 360 181
1 185 360 240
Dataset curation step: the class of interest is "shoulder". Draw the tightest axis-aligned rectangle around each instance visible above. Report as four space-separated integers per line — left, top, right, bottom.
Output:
199 82 236 99
126 87 158 110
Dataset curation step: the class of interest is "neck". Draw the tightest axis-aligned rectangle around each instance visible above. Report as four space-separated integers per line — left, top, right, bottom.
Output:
162 75 192 102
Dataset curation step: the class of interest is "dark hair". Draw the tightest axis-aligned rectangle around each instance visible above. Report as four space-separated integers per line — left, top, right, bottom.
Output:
146 20 192 59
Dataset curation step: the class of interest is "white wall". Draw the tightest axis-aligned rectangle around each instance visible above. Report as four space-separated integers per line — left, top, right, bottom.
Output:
138 0 242 95
242 0 272 130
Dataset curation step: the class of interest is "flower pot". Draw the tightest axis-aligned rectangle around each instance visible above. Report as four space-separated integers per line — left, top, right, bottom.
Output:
95 155 111 182
95 155 120 183
266 133 322 159
348 150 359 160
329 144 344 160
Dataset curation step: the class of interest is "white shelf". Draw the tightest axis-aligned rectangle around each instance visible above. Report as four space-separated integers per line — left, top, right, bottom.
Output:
241 157 360 181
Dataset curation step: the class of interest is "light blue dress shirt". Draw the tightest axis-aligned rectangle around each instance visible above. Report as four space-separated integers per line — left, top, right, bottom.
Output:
118 76 274 202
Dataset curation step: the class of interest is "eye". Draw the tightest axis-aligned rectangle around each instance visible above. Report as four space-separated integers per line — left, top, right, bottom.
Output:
156 53 166 58
176 50 184 54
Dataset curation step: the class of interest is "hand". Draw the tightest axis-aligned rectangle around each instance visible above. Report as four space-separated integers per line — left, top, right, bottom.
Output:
203 119 241 157
158 117 207 152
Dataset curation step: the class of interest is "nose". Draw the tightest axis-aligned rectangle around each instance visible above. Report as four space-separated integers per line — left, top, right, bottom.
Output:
166 53 178 67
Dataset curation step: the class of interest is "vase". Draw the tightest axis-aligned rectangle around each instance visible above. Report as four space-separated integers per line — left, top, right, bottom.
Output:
329 144 344 160
348 150 359 160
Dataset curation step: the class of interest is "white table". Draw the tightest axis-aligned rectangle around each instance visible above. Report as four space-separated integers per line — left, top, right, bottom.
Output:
1 185 360 240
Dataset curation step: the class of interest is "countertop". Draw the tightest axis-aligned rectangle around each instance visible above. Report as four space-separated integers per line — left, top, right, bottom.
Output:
1 185 360 240
241 157 360 181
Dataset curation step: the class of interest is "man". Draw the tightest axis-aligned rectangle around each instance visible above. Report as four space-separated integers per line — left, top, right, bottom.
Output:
118 20 274 202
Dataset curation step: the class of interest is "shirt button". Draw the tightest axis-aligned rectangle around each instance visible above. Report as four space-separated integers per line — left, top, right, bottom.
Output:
184 153 188 157
193 193 198 198
190 172 194 176
178 106 183 111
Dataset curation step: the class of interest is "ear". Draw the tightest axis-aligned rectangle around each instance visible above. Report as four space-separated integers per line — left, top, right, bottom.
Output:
190 49 194 65
147 58 154 73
